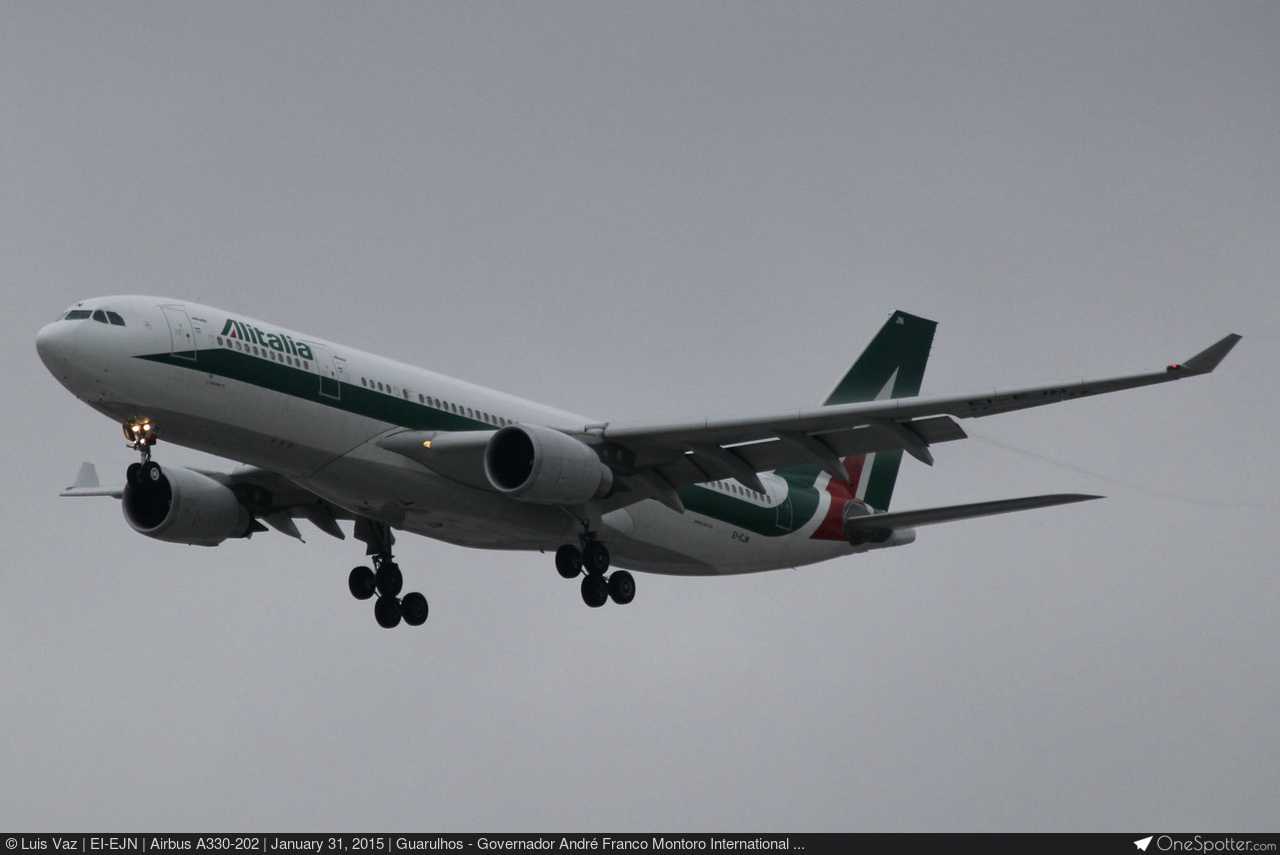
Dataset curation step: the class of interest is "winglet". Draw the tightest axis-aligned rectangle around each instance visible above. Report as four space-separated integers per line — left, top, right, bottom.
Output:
70 462 100 490
60 461 124 498
1170 334 1241 375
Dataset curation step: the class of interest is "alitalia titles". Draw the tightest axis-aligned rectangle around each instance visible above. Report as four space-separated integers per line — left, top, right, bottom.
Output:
220 318 314 361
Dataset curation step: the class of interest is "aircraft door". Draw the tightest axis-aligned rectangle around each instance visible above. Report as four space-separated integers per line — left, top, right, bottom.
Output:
161 307 197 361
309 344 341 399
774 482 793 531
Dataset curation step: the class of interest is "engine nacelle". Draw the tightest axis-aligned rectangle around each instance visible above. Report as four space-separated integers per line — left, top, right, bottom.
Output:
123 465 252 546
842 500 915 550
484 424 614 505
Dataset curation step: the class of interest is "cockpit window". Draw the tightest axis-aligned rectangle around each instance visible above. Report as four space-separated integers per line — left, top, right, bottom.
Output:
92 310 110 324
106 311 125 326
64 310 91 320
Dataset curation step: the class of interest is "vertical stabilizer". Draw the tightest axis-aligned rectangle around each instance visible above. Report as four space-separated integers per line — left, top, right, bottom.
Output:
824 310 936 511
824 311 936 406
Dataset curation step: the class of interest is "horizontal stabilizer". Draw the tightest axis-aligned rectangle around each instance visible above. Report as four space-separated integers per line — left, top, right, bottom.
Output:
844 493 1103 530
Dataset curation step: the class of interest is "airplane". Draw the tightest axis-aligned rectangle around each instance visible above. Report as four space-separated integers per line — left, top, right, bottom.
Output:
36 297 1240 628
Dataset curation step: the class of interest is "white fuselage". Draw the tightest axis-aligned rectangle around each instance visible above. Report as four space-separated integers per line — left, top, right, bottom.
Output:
37 296 859 575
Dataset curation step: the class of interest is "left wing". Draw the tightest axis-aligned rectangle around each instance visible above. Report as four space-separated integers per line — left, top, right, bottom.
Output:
60 462 350 542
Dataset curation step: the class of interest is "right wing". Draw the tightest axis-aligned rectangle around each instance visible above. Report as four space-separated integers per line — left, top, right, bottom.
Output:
591 333 1240 510
371 331 1240 514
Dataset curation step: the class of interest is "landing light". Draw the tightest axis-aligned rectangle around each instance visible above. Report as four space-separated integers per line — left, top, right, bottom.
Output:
123 420 159 449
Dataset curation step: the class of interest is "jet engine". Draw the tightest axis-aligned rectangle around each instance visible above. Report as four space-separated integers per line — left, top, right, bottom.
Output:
123 465 253 546
484 424 614 505
842 500 915 550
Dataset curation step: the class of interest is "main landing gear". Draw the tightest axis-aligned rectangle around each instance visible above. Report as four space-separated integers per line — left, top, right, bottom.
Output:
555 540 635 608
349 518 428 629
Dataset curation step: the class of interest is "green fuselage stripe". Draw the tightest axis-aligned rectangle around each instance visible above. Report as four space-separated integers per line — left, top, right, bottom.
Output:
677 469 822 537
137 350 489 432
139 348 824 536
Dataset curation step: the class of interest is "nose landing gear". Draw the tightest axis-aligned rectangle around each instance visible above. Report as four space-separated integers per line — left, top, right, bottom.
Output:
122 420 163 486
123 420 158 455
121 420 170 493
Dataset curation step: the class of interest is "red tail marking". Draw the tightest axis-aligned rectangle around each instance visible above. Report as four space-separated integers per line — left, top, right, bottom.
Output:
810 455 868 541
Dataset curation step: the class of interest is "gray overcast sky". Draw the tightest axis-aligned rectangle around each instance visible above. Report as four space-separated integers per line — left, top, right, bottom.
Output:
3 1 1277 832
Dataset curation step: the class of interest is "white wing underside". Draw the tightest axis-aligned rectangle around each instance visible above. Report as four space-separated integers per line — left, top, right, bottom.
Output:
381 334 1241 512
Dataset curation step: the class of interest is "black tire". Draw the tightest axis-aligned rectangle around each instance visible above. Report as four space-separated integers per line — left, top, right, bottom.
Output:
401 592 429 626
375 561 403 598
555 545 582 579
374 596 402 629
583 541 610 575
607 570 636 605
348 566 376 600
581 574 609 608
126 462 141 485
140 460 162 484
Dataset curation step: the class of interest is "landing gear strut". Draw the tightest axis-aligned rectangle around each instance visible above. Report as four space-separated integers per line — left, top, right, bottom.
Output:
123 420 158 457
123 420 162 486
351 518 428 629
555 537 635 608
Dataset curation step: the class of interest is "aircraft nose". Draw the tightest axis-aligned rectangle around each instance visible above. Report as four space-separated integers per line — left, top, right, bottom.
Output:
36 319 78 373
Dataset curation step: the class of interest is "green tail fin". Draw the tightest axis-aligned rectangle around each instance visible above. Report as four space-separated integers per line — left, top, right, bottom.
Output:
825 310 936 511
825 310 936 406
